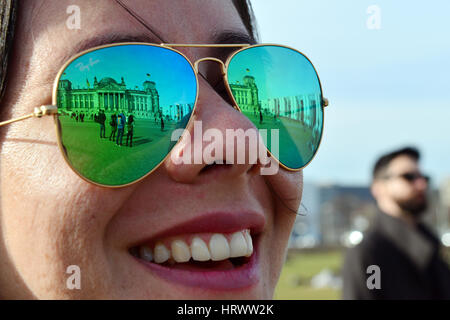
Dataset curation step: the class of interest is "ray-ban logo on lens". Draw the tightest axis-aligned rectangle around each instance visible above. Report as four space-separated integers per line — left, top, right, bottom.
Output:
76 58 100 72
170 121 280 175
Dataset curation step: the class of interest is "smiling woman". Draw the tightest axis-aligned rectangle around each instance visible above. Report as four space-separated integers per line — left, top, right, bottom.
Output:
0 0 322 299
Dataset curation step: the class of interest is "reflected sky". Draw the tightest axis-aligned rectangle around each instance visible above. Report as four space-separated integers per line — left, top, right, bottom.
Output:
228 46 321 101
61 44 197 108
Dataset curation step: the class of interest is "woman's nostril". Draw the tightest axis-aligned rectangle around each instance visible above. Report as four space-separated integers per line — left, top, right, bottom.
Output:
200 162 218 174
199 162 233 175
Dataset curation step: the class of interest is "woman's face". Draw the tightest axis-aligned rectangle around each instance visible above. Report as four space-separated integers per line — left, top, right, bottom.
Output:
0 0 301 299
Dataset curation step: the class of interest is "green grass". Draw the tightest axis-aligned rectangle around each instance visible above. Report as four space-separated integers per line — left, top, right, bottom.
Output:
274 249 344 300
58 116 178 185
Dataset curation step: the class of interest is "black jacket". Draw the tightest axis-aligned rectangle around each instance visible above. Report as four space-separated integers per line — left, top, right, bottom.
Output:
342 212 450 300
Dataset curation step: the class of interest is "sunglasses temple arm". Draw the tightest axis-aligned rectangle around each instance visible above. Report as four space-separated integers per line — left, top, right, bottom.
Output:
0 105 58 127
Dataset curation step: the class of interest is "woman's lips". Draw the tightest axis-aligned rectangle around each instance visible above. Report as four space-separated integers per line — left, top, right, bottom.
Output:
130 211 266 244
127 211 265 290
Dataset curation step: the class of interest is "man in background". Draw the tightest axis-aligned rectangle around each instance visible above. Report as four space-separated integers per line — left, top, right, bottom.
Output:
343 147 450 299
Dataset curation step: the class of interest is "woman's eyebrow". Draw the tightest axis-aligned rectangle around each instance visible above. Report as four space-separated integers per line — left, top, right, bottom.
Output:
60 30 254 63
213 30 257 46
57 30 255 71
210 30 257 60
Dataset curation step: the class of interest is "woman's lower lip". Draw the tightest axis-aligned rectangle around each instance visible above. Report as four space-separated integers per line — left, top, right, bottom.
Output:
132 246 260 291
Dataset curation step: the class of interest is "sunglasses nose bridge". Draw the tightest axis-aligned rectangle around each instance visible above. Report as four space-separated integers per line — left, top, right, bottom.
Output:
193 57 226 75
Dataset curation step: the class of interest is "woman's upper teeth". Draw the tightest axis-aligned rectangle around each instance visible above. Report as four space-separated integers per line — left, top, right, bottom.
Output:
137 229 253 264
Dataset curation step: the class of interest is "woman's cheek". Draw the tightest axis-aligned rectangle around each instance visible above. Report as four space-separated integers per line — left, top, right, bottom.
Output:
260 169 302 294
265 166 303 213
0 130 133 297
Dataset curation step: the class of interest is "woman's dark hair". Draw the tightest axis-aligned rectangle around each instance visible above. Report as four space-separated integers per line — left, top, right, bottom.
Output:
0 0 17 104
232 0 259 41
0 0 258 105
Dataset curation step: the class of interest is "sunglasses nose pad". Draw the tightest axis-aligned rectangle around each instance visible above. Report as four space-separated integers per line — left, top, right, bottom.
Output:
194 58 240 110
193 57 226 75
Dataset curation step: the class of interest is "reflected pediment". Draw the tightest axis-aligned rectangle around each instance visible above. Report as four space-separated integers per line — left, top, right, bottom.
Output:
96 77 122 90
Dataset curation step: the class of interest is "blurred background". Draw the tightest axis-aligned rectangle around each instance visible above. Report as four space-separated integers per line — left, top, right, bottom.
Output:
250 0 450 299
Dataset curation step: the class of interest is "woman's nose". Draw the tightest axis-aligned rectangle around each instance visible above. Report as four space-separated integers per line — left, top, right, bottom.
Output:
164 77 265 184
415 176 429 191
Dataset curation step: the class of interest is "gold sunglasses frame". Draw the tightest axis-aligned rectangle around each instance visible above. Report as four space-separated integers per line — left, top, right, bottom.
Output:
0 42 329 188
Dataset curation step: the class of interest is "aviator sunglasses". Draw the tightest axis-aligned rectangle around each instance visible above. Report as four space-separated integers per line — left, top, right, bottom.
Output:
385 172 430 184
0 43 329 187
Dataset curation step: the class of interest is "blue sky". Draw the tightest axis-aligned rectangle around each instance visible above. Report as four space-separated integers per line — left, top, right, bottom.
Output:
251 0 450 186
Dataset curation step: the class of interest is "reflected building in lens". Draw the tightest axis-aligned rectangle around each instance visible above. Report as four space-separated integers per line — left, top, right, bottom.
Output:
229 75 259 112
57 76 160 119
261 94 322 128
163 103 194 122
229 74 322 133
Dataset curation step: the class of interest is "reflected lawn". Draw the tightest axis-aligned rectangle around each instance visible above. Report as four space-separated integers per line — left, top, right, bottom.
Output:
242 111 319 168
59 116 178 185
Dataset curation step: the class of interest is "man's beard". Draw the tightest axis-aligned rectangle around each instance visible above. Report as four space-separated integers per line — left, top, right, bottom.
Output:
397 196 428 217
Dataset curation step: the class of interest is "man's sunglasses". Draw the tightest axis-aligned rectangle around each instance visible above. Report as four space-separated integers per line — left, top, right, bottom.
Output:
385 172 430 183
0 43 329 187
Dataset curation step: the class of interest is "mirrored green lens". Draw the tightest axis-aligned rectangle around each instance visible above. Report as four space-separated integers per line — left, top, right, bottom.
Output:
56 44 197 186
227 45 323 169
